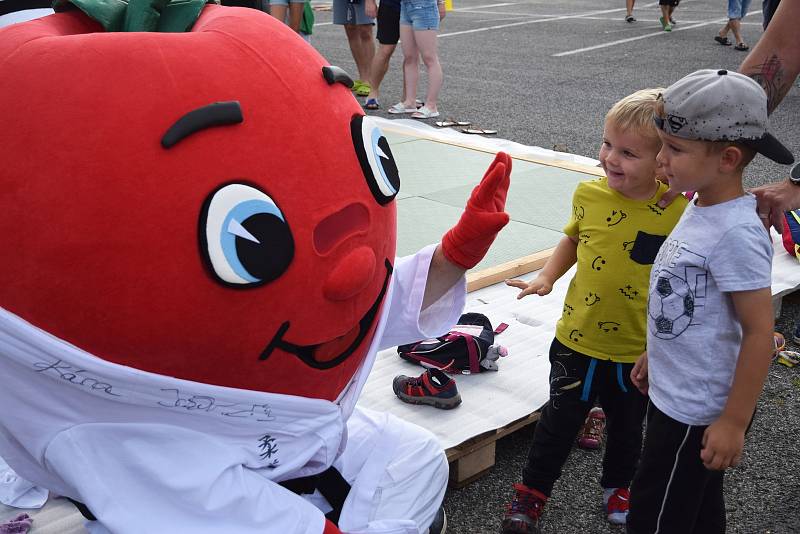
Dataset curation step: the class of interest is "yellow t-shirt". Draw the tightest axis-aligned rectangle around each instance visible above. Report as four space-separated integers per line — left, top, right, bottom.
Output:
555 178 689 363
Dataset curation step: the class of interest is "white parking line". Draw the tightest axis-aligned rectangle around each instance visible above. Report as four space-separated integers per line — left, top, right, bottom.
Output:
553 10 757 56
438 2 657 38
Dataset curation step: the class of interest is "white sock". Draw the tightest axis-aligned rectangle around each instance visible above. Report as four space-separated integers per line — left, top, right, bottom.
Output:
603 487 616 506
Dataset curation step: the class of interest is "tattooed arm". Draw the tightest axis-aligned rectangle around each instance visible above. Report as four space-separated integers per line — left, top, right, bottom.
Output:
739 0 800 114
739 0 800 231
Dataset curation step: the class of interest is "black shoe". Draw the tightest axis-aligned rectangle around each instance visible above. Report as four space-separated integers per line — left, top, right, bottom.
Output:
429 507 447 534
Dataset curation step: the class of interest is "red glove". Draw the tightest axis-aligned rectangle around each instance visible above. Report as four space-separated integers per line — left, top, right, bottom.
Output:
442 152 511 269
323 519 342 534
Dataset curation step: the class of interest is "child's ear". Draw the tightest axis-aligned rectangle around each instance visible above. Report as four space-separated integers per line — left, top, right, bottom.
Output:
719 145 745 172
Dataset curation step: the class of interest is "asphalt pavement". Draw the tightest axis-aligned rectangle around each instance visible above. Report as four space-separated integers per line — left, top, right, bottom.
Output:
309 1 800 532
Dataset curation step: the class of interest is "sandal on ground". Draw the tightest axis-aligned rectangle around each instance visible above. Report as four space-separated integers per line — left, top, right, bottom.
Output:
734 42 750 51
462 127 497 135
714 35 732 46
364 98 380 110
435 119 471 127
625 14 635 22
411 106 440 119
352 80 371 97
387 102 417 114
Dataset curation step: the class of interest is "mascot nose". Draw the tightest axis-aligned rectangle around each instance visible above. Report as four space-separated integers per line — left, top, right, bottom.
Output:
323 246 376 301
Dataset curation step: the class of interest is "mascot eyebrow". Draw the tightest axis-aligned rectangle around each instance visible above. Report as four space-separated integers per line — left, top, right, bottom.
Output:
161 101 244 149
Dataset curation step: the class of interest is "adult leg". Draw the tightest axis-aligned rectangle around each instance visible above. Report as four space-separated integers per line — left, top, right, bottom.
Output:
718 20 732 39
344 24 375 83
626 0 635 18
413 29 442 113
597 362 647 491
367 44 397 102
269 3 288 24
399 23 420 109
730 18 745 46
286 1 304 32
659 4 671 28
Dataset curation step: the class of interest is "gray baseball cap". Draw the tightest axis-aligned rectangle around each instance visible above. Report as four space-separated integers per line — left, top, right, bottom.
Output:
656 69 794 165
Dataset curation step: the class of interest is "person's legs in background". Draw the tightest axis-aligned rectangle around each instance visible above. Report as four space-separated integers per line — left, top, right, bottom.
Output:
267 0 304 32
333 0 376 96
625 0 636 21
398 22 420 110
345 24 375 93
412 29 442 115
366 0 401 109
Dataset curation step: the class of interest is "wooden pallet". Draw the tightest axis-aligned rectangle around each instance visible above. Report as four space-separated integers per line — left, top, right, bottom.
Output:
445 411 540 488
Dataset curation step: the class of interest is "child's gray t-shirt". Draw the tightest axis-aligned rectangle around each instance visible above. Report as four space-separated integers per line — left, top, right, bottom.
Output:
647 193 772 426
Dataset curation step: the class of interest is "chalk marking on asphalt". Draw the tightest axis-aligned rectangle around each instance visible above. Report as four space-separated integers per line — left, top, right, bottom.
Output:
437 2 658 38
553 17 730 56
553 9 761 56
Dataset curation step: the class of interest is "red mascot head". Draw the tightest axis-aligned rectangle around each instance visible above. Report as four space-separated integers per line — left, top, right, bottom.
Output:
0 1 399 401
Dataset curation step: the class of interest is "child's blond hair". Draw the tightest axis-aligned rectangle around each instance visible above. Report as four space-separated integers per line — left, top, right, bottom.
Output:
606 88 664 147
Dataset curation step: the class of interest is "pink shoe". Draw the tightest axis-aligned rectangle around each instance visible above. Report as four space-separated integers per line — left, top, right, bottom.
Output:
577 407 605 450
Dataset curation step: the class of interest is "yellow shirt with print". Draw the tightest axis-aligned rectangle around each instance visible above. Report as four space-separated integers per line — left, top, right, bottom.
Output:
555 178 688 363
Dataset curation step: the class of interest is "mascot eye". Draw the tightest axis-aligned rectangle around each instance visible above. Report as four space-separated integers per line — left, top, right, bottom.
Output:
199 183 294 287
351 115 400 205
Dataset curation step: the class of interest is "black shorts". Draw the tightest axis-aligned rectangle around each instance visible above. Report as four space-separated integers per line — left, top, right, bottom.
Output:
659 0 680 5
376 1 401 45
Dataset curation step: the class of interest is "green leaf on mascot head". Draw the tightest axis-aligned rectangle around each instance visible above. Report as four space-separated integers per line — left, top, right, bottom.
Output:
51 0 219 32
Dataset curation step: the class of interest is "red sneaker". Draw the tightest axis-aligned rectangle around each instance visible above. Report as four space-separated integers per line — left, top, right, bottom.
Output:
577 407 605 450
392 368 462 409
605 487 630 525
501 483 547 534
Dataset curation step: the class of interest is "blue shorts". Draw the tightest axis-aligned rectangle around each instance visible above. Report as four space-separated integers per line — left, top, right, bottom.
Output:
260 0 304 7
333 0 375 25
400 0 439 31
727 0 752 19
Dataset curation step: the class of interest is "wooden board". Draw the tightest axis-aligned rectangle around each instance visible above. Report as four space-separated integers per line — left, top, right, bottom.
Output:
445 412 540 488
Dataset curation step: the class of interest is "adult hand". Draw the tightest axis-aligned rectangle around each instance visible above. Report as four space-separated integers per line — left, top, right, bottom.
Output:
365 0 377 19
751 178 800 232
441 152 511 269
656 184 684 209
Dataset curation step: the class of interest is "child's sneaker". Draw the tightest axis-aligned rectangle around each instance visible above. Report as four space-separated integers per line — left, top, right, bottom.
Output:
501 483 547 534
604 487 630 525
577 407 605 450
392 368 462 409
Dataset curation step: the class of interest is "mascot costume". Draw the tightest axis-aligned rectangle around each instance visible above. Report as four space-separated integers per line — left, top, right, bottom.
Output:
0 1 511 532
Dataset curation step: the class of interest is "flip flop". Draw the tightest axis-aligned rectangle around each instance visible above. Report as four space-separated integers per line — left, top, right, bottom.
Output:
734 43 750 51
714 35 732 46
435 119 471 127
462 127 497 135
364 98 380 110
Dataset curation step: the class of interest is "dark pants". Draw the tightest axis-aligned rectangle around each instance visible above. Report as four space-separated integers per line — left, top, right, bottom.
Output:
522 338 648 496
627 403 725 534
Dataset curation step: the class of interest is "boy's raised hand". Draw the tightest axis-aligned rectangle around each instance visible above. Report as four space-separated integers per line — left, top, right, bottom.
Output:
630 351 649 395
441 152 511 269
505 277 553 299
701 418 745 471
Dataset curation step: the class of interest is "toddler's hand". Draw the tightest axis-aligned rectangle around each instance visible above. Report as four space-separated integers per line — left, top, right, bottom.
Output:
630 352 648 395
505 277 552 299
701 418 745 471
